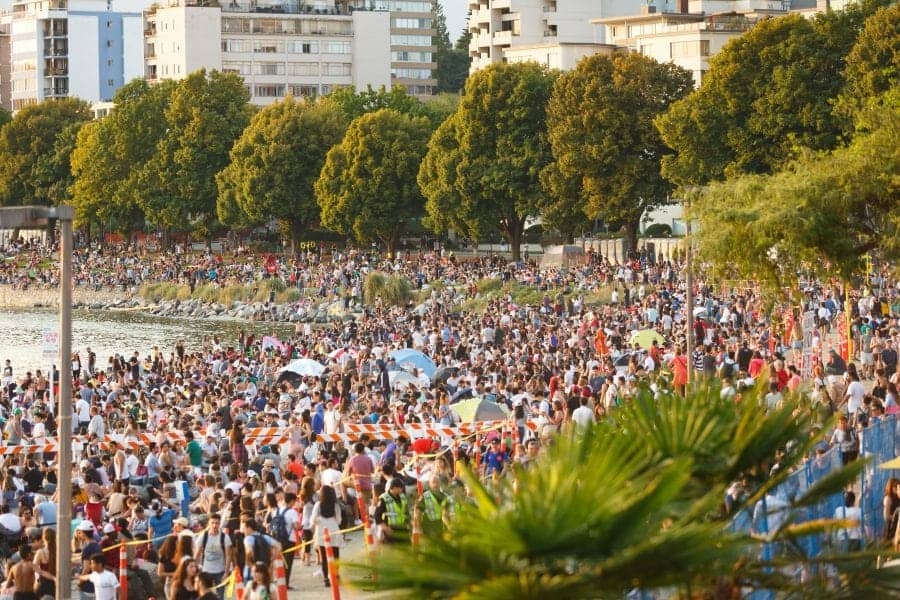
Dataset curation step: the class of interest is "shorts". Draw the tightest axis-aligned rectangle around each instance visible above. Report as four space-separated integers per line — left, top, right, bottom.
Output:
861 352 874 365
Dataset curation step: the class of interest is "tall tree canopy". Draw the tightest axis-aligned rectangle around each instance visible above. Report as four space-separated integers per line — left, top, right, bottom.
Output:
543 53 693 248
137 69 251 241
315 108 431 253
70 79 176 236
433 3 470 94
692 87 899 291
656 0 891 187
419 62 555 260
0 97 91 207
216 97 346 252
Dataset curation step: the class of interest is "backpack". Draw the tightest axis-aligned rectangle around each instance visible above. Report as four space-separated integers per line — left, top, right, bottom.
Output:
199 530 226 564
267 508 291 545
250 533 272 565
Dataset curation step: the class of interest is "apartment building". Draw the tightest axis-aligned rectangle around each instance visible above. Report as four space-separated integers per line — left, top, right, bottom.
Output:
467 0 647 72
363 0 437 96
143 0 392 105
594 0 795 87
0 0 147 111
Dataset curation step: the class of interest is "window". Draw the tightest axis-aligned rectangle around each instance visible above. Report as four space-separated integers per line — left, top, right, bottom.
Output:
289 84 318 98
223 61 252 75
392 67 431 79
376 1 432 11
289 62 318 76
254 19 279 34
670 40 707 58
323 41 351 54
255 84 284 97
254 62 285 75
222 39 251 53
322 62 351 76
288 41 318 54
253 41 283 53
392 17 432 29
222 18 250 33
107 78 114 86
390 34 432 46
392 51 432 62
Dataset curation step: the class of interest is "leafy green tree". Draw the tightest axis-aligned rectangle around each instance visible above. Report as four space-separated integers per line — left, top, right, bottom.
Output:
433 4 470 94
837 3 900 118
216 97 346 252
657 1 890 186
350 386 896 599
315 108 431 254
419 62 555 260
324 85 423 121
692 88 899 290
0 97 91 207
543 53 692 249
69 78 176 239
32 120 83 206
138 69 252 243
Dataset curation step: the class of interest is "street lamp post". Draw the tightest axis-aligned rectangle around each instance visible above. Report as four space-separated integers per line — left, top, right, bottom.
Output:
684 190 695 385
0 206 74 600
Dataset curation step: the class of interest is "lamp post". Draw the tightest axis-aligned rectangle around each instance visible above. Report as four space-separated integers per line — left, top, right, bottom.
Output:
0 206 73 600
683 189 695 385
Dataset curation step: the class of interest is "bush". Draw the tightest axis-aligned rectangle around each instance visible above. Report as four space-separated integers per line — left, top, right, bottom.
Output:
475 278 503 294
279 288 303 303
193 284 221 304
364 271 413 306
252 277 287 302
221 285 250 305
644 223 672 237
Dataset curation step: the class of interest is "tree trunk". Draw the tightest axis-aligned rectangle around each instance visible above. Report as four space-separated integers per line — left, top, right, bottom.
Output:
83 221 92 247
289 219 303 256
45 220 57 248
622 217 641 258
503 217 525 262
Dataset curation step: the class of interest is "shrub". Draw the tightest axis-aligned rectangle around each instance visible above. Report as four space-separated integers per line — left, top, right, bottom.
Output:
644 223 672 237
193 284 221 304
475 278 503 294
221 285 250 305
364 271 413 306
280 288 303 303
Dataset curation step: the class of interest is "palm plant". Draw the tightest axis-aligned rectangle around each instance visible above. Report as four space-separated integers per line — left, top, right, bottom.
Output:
348 385 900 599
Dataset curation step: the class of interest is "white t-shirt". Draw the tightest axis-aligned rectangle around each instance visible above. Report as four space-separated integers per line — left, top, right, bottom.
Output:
846 381 865 414
196 529 232 573
76 399 91 422
571 405 595 428
320 468 343 489
89 569 120 600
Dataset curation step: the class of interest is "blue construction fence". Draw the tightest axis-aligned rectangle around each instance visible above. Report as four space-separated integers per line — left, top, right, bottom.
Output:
730 415 898 599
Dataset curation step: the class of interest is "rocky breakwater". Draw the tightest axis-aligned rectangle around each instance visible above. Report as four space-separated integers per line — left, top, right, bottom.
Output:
0 285 125 309
100 297 364 324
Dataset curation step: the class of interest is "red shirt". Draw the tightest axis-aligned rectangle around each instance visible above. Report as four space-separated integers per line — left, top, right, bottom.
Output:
347 453 374 491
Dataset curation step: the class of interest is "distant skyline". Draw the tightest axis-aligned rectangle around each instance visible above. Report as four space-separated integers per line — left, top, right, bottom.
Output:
440 0 467 41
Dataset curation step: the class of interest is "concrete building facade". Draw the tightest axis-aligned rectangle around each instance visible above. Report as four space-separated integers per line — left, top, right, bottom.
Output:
594 0 793 87
143 0 407 105
467 0 649 72
0 0 146 111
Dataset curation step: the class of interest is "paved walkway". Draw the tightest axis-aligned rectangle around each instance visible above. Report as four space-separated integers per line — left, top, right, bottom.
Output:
286 532 371 600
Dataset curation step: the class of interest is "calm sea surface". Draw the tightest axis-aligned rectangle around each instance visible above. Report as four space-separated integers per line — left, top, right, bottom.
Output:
0 308 294 374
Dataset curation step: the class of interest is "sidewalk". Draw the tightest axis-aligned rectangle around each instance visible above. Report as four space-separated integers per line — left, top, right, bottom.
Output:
286 532 371 600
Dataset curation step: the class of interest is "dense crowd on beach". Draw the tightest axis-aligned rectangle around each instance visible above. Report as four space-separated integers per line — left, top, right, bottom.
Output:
0 236 898 599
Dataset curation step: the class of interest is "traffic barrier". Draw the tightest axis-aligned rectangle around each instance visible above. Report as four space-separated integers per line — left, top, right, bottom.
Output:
234 565 245 600
274 555 288 600
353 478 371 553
411 505 421 547
322 528 341 600
118 544 128 600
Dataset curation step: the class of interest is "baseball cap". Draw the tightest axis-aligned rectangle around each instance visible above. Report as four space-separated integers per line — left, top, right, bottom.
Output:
77 521 95 532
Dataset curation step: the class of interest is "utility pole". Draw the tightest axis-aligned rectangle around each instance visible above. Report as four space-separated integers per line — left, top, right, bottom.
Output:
684 190 694 385
0 206 74 600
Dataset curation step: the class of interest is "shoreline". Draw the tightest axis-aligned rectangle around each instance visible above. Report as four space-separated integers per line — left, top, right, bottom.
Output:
0 283 358 324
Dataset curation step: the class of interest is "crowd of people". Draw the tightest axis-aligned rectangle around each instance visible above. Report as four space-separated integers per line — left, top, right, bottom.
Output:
0 238 898 598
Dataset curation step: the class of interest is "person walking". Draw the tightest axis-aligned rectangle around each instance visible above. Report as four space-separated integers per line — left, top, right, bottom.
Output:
194 513 232 599
310 484 342 588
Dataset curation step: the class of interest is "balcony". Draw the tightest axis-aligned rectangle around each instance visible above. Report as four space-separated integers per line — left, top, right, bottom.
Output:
474 31 491 48
492 30 512 45
492 0 510 8
44 86 68 97
43 43 68 57
144 25 157 36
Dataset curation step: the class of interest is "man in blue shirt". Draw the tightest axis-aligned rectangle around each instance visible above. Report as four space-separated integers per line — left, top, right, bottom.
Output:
483 438 509 477
148 500 176 548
